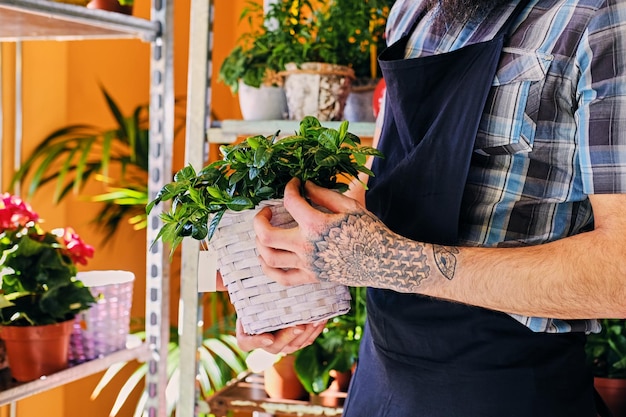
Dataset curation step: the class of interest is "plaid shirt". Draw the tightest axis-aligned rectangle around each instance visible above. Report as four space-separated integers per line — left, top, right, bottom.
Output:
384 0 626 333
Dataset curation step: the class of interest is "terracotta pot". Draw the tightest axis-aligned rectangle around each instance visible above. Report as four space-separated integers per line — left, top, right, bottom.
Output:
87 0 133 15
1 320 74 382
309 368 352 407
263 354 307 400
595 377 626 417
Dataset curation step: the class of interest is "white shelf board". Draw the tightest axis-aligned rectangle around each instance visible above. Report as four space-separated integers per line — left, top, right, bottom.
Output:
0 340 151 404
210 119 376 144
0 0 159 41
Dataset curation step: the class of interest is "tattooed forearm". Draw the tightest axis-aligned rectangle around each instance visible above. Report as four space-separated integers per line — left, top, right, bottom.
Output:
311 212 432 293
433 245 459 280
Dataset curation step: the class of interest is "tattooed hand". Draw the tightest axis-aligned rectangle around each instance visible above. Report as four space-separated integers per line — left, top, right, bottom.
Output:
254 179 459 293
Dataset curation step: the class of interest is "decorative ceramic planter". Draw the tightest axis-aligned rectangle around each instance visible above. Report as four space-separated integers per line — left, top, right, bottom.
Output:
343 79 379 123
1 319 74 382
238 81 288 121
281 62 354 121
68 270 135 364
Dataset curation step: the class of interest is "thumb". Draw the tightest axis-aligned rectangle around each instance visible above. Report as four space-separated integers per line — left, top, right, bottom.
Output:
303 181 360 214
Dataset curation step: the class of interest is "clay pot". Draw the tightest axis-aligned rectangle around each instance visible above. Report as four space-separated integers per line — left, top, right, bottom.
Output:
263 354 307 400
87 0 133 15
595 377 626 417
309 369 352 407
1 320 74 382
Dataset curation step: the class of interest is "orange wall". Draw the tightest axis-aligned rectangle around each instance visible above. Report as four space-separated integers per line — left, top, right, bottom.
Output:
0 0 250 415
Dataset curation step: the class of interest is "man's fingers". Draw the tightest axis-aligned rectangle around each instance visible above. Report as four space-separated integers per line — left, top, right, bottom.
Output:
281 322 326 354
236 319 275 352
303 180 362 214
253 206 302 253
257 255 316 286
236 318 322 354
282 179 330 227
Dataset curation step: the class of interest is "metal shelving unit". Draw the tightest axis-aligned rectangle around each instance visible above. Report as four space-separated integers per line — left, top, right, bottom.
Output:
209 119 376 144
0 1 173 415
177 2 376 414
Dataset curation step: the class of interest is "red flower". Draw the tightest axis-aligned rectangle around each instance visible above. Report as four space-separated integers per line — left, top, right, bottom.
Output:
62 227 95 265
0 193 39 231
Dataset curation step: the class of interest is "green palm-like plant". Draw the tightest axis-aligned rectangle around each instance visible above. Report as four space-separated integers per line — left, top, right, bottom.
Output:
10 86 184 240
91 295 248 417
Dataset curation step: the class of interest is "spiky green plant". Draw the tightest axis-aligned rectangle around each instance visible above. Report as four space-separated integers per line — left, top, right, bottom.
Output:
11 86 185 240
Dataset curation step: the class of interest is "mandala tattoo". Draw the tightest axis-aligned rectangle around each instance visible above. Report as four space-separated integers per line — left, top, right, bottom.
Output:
433 245 459 280
311 213 431 293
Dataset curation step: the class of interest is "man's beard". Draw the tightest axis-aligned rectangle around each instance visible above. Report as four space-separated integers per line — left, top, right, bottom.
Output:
429 0 512 25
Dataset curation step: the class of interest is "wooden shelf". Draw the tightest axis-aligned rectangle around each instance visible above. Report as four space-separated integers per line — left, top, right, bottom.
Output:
0 0 159 41
207 372 345 417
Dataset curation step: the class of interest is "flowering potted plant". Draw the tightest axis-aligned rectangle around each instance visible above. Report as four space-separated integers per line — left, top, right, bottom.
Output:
0 193 96 381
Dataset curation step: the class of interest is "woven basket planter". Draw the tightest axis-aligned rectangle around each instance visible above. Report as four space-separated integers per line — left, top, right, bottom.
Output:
280 62 355 122
209 199 352 335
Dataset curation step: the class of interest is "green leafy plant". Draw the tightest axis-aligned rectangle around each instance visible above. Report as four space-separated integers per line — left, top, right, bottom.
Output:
91 302 248 417
586 319 626 378
0 193 96 326
294 286 366 394
312 0 393 80
219 0 393 93
218 0 309 94
10 87 185 241
147 116 383 253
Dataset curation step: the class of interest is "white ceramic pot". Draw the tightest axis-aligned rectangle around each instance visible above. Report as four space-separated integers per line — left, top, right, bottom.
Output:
238 81 288 121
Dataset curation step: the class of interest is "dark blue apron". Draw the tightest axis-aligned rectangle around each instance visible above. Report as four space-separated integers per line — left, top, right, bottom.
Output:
343 2 598 416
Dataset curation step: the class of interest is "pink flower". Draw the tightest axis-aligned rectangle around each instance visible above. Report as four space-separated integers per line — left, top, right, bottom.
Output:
62 227 95 265
0 193 39 231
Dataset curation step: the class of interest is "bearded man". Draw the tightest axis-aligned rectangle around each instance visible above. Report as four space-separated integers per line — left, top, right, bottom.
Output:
237 0 626 415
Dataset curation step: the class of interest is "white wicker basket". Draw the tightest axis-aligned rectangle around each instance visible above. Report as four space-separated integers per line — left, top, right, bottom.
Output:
209 199 352 335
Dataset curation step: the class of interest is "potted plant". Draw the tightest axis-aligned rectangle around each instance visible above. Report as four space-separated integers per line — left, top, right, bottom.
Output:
87 0 134 15
294 286 366 398
0 193 96 381
53 0 134 14
585 319 626 416
219 0 392 121
147 116 383 335
276 0 392 121
10 86 185 241
147 116 382 251
218 0 308 120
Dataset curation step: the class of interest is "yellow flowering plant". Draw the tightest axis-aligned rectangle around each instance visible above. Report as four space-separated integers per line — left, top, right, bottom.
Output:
219 0 394 94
